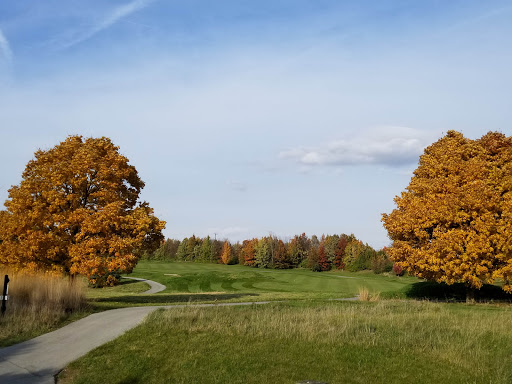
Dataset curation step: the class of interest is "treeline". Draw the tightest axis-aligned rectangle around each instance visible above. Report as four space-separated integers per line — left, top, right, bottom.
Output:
145 233 399 274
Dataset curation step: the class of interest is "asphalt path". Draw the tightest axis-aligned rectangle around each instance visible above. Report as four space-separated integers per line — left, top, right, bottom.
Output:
121 276 167 294
0 277 274 384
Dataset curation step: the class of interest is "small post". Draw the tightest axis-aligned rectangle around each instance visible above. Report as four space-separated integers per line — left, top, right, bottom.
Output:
1 275 9 316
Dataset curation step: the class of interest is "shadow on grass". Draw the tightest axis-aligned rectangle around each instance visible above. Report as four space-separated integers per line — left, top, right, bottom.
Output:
405 281 512 302
92 292 259 305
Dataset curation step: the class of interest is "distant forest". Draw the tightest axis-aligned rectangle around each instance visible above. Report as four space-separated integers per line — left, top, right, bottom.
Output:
145 234 402 275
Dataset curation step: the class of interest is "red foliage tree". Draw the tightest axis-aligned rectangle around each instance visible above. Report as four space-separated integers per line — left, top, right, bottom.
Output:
274 239 291 269
318 243 331 271
334 236 348 269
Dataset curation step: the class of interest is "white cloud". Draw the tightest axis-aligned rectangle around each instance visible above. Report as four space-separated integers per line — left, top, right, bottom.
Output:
280 126 432 167
226 180 248 192
206 227 249 241
0 28 13 63
58 0 153 49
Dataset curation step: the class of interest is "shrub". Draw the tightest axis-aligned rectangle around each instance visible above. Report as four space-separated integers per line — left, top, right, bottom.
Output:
393 264 404 276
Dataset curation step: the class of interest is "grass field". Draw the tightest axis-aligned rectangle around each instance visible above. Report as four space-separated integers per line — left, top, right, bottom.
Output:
132 261 414 296
6 261 512 383
86 261 417 308
59 300 512 384
59 262 511 383
1 261 414 346
2 261 414 345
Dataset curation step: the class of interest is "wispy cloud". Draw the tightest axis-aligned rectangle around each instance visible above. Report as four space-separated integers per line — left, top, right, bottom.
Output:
58 0 153 50
226 180 248 192
280 127 433 168
0 28 13 63
441 4 512 35
206 227 249 240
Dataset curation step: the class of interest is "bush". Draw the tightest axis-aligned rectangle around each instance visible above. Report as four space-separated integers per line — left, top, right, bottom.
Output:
393 264 404 276
371 250 393 274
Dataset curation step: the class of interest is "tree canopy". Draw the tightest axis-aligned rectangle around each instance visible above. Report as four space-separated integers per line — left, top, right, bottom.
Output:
382 131 512 292
0 136 165 286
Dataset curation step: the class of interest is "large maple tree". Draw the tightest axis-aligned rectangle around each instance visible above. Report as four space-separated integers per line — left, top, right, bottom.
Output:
0 136 165 286
383 131 512 293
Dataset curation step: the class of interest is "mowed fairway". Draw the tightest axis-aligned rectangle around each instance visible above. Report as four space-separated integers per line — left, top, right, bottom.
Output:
120 261 416 301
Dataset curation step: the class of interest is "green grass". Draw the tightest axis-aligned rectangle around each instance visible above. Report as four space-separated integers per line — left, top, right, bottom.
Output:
86 279 150 299
90 261 416 308
59 300 512 384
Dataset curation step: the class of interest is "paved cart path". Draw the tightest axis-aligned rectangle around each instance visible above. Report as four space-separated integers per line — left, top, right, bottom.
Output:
121 276 167 294
0 275 276 384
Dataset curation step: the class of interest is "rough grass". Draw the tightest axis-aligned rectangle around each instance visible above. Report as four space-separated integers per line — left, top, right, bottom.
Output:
59 300 512 384
0 270 88 346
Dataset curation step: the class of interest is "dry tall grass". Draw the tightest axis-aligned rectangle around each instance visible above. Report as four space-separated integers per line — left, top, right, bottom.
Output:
152 301 512 370
358 287 380 301
0 270 88 346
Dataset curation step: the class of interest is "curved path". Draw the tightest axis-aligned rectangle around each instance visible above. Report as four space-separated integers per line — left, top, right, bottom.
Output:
121 276 167 294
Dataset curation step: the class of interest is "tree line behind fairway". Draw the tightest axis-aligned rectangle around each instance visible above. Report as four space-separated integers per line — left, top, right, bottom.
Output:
145 233 398 274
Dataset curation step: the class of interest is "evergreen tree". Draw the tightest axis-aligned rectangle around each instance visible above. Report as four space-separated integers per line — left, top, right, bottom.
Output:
199 236 212 262
176 238 188 261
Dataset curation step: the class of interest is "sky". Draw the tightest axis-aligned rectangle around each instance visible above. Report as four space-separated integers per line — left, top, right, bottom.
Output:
0 1 511 248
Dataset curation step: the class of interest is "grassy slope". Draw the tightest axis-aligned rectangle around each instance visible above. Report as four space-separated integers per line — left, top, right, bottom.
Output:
59 300 512 384
86 279 150 300
109 261 416 302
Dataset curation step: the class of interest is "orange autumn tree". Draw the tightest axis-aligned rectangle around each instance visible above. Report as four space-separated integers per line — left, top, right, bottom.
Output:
382 131 512 294
221 241 232 265
0 136 165 287
241 238 258 266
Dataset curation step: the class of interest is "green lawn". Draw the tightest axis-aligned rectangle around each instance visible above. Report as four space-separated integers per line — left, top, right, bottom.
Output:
59 300 512 384
95 260 416 307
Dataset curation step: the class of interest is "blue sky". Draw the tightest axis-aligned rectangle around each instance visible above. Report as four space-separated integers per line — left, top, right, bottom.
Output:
0 1 511 247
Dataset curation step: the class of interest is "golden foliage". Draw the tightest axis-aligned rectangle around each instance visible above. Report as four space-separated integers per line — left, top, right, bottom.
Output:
383 131 512 292
0 136 165 286
221 241 232 265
